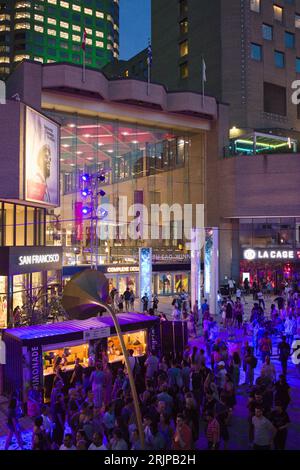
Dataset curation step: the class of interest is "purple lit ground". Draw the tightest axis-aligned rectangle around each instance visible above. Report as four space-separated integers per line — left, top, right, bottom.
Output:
0 295 299 450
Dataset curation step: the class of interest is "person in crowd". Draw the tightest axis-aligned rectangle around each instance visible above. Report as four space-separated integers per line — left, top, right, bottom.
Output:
277 336 291 376
59 433 76 451
124 287 131 311
5 395 24 450
52 393 66 447
27 385 43 418
252 406 276 450
284 314 297 346
259 333 272 363
89 362 105 409
234 298 244 329
172 413 193 451
270 402 290 450
88 431 108 450
70 357 84 387
274 375 291 411
110 428 128 450
244 347 257 388
141 293 149 313
206 412 220 450
260 356 276 384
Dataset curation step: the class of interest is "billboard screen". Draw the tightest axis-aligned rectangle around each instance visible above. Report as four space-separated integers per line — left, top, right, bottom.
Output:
25 106 59 206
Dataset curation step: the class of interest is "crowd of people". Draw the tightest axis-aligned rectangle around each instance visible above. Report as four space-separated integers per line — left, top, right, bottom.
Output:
3 280 299 451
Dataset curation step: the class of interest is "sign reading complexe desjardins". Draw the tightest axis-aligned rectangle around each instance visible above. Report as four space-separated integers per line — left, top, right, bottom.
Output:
0 246 63 276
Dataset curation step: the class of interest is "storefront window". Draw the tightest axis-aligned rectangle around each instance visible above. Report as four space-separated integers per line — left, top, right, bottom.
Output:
175 273 189 292
0 276 7 328
32 272 43 299
118 275 136 295
13 274 28 311
158 274 172 295
107 330 146 363
16 205 25 246
0 203 3 246
4 203 14 246
26 206 35 246
108 277 117 293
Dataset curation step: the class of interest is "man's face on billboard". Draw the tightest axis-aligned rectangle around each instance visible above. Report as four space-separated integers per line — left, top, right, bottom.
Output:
38 145 51 179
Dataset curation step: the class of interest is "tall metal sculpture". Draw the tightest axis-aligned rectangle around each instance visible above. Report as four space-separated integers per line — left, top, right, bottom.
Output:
62 269 145 448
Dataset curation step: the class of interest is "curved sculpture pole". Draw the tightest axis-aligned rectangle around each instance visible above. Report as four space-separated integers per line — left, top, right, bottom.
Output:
99 302 145 450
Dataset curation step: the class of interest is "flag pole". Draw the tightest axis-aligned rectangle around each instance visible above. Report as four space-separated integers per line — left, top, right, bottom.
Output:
82 48 86 83
202 56 205 108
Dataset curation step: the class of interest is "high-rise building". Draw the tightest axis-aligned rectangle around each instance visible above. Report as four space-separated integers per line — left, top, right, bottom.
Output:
152 0 300 134
0 0 119 78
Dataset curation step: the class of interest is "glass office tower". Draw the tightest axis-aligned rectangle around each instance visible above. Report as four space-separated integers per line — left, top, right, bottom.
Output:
0 0 119 78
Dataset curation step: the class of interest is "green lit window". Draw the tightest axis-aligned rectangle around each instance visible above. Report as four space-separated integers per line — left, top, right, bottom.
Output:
34 25 44 32
48 29 56 36
72 34 80 42
61 1 69 8
96 31 104 37
34 14 44 22
96 41 103 48
96 11 104 18
73 24 80 31
48 18 57 25
60 21 69 29
60 31 69 39
48 0 57 4
72 4 81 11
84 8 92 15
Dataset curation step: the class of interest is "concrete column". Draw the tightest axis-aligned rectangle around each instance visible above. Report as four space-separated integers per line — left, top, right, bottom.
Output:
190 228 202 308
204 228 219 315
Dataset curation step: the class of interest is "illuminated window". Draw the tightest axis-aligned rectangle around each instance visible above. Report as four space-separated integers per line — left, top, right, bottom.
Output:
15 2 31 7
34 57 44 63
0 57 9 63
295 14 300 29
274 5 283 22
114 42 119 49
48 18 56 25
0 14 10 20
34 14 44 22
96 31 104 37
86 38 92 45
179 40 188 57
250 0 260 12
113 51 118 58
72 4 81 11
72 34 80 42
96 41 103 47
107 43 113 50
60 31 69 39
14 12 30 19
180 19 188 35
86 28 92 35
60 1 69 8
114 24 119 31
34 25 44 33
0 25 10 31
125 69 129 77
96 11 104 18
14 54 30 61
48 29 56 36
107 14 114 23
48 0 57 4
14 23 30 29
180 62 188 79
73 24 80 31
60 21 69 29
47 59 55 63
84 8 92 15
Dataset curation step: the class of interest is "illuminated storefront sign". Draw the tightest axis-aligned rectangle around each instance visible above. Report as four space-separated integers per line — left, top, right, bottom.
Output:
243 248 296 261
106 266 139 274
18 253 60 266
30 345 43 388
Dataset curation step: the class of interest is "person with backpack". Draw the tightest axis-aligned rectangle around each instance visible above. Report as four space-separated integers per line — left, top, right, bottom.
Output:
277 336 291 376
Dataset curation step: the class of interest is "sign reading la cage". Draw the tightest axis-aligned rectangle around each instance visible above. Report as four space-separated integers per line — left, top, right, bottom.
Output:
243 248 296 261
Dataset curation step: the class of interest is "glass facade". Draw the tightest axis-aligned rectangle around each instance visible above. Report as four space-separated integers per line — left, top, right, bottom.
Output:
45 110 198 268
239 218 299 248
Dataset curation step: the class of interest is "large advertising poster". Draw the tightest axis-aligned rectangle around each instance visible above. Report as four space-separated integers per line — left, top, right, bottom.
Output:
25 107 59 206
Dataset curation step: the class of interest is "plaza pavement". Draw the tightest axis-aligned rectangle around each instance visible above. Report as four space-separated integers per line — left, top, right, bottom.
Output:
0 294 299 450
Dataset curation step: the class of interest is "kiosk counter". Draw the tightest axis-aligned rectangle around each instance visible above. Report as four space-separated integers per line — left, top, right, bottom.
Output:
2 313 160 401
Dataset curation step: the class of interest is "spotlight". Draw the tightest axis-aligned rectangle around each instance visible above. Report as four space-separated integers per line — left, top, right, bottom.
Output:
98 189 106 197
82 206 90 215
81 173 90 182
81 189 89 198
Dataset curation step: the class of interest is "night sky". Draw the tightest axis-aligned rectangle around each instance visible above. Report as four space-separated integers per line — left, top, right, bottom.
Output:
119 0 151 60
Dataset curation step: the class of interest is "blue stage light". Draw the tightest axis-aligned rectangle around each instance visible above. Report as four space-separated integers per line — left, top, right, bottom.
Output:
81 173 90 182
82 206 90 215
81 189 89 197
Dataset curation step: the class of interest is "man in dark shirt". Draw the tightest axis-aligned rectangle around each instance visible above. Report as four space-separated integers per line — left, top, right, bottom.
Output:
270 402 290 450
277 336 290 376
